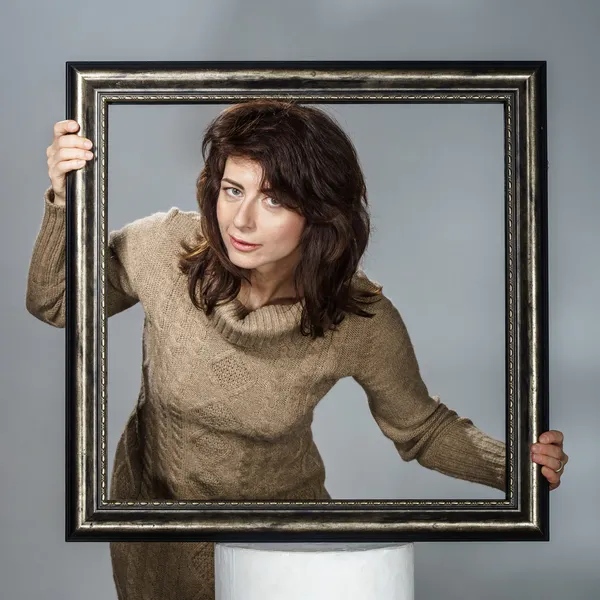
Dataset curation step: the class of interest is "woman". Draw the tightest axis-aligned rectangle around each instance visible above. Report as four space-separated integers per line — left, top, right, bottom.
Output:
27 99 568 600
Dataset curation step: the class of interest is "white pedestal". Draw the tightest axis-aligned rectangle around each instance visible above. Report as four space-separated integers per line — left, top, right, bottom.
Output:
215 542 414 600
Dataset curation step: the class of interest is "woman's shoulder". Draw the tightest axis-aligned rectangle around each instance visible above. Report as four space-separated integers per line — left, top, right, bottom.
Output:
339 270 420 380
350 268 394 313
351 267 383 298
121 206 200 238
108 206 203 286
159 206 203 245
110 206 202 252
347 268 406 333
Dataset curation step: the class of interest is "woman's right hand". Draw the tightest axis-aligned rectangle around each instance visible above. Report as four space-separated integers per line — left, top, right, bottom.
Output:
46 120 94 205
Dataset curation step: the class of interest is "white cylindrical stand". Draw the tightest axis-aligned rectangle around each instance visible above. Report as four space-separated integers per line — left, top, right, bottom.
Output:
215 542 414 600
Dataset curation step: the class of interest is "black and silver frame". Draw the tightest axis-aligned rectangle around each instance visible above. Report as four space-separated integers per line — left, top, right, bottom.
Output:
64 60 548 542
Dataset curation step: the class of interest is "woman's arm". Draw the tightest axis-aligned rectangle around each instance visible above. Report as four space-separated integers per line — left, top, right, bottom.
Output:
26 186 175 328
352 295 506 492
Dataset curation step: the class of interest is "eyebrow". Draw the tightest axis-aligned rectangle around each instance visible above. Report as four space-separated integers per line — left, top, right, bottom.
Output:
221 177 245 190
221 177 274 195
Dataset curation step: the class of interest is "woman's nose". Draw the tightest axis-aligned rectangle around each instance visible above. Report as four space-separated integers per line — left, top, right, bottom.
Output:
233 201 255 228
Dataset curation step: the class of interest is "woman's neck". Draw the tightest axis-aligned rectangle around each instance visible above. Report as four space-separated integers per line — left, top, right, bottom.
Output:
237 278 303 311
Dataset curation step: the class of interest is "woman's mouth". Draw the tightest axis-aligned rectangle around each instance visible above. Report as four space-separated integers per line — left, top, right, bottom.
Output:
229 234 262 252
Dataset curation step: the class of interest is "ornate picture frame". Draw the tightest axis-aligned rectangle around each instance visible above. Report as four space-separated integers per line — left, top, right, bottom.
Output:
64 60 548 542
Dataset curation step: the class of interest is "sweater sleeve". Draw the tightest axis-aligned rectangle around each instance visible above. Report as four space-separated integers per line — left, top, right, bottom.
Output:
26 186 177 328
351 295 506 492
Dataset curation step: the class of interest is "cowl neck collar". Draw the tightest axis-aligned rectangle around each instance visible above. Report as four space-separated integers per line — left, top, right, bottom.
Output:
208 296 304 349
205 268 379 349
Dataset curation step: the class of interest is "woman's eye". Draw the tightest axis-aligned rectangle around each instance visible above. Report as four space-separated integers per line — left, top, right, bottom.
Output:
266 197 281 208
224 187 242 197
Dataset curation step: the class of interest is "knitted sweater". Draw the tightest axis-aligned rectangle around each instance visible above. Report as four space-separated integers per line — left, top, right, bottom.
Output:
26 186 506 600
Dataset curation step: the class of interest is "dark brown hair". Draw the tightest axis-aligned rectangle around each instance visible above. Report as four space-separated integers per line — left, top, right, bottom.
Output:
178 99 382 338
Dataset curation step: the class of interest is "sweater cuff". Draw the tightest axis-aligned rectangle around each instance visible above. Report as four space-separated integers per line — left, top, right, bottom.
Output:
419 418 506 492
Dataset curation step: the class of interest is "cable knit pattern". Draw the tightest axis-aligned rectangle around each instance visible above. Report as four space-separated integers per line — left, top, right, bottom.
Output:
26 186 506 600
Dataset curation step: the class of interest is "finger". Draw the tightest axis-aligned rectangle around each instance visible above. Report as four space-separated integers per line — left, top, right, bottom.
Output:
53 120 79 138
531 452 564 473
530 443 563 460
51 159 88 174
56 133 93 150
549 480 561 491
51 147 94 163
541 465 561 485
538 430 564 447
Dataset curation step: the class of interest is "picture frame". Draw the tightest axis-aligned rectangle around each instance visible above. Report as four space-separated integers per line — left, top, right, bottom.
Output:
64 60 548 542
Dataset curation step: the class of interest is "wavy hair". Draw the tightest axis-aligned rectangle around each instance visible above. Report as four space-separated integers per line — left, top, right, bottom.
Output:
178 99 382 338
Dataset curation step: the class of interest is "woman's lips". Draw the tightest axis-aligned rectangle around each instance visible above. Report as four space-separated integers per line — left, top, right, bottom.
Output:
229 234 261 251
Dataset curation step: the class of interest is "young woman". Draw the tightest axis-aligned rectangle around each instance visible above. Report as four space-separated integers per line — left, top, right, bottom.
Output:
27 99 568 600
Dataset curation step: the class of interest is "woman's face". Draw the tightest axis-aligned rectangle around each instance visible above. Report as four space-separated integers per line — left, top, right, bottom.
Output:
216 155 306 280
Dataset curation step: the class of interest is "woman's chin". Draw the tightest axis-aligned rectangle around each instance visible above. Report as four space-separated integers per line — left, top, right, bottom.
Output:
227 251 259 268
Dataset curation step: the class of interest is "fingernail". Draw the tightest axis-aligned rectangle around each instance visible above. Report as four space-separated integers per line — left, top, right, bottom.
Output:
540 435 548 443
84 140 92 148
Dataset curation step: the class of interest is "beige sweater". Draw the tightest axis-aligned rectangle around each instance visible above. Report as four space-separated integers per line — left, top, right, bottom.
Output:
26 186 506 600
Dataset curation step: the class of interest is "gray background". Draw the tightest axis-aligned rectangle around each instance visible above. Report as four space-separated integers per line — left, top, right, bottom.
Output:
3 0 598 598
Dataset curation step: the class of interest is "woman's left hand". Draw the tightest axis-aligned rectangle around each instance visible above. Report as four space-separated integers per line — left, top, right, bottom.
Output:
530 430 568 490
